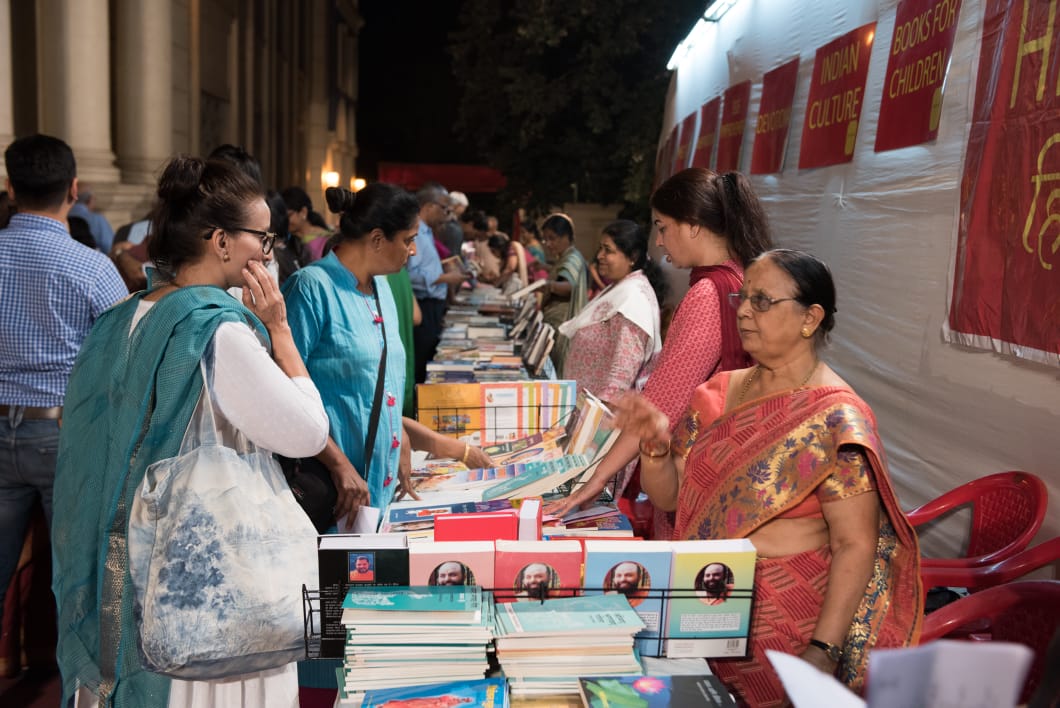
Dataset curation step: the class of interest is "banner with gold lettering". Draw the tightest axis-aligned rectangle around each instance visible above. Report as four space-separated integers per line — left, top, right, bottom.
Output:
799 22 876 169
876 0 962 152
674 112 698 173
948 0 1060 362
691 97 721 169
751 58 800 174
717 81 751 172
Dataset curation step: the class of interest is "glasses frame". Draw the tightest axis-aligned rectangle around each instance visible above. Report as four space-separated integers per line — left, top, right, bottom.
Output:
727 291 798 313
207 226 278 255
432 200 452 214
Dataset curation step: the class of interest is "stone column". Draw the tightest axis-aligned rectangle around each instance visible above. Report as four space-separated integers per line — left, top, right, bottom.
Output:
36 0 119 183
113 0 172 184
0 0 13 179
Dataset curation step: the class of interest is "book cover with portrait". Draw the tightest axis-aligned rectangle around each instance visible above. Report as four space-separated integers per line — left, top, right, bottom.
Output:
493 539 583 603
583 539 672 657
408 540 496 589
665 539 756 659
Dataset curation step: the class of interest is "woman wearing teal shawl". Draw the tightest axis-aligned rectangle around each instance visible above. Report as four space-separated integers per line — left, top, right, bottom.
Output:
540 213 589 370
53 157 329 708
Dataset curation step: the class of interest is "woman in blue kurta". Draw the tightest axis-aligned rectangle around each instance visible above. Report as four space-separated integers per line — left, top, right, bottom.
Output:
282 183 421 520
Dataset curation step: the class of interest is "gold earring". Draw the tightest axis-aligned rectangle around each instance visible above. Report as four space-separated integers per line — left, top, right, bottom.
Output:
801 327 812 338
222 251 231 262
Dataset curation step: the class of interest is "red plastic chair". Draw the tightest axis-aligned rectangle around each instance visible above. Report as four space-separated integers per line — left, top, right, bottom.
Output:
920 580 1060 704
907 471 1047 568
921 536 1060 590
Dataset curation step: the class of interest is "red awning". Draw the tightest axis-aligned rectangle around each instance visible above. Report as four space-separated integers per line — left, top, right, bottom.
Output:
376 162 507 193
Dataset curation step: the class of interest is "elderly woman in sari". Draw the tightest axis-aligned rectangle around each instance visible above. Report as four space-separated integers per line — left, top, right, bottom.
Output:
560 220 668 406
539 213 588 369
616 250 922 706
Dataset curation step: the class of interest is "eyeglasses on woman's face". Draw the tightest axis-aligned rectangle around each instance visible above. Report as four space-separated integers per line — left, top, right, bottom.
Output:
214 227 278 255
728 291 798 313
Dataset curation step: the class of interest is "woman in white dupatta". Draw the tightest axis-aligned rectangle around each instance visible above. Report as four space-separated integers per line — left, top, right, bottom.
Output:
560 220 670 407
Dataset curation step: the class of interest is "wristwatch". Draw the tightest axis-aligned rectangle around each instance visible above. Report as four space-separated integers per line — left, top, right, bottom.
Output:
808 638 843 663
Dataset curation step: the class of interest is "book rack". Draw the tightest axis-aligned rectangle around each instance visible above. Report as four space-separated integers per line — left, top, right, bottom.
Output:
300 584 755 661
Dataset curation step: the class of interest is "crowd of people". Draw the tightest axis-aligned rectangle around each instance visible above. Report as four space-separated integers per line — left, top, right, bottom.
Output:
0 133 923 708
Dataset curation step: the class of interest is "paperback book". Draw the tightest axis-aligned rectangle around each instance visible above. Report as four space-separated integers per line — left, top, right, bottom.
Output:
578 674 736 708
493 539 584 603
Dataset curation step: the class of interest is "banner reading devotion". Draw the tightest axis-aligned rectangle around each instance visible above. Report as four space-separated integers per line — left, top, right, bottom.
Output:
799 22 876 169
751 58 800 174
692 97 721 169
948 0 1060 361
717 81 752 172
875 0 962 152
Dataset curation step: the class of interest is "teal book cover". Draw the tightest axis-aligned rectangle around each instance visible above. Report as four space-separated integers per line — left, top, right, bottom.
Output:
578 675 735 707
496 593 645 637
362 677 508 708
342 585 482 613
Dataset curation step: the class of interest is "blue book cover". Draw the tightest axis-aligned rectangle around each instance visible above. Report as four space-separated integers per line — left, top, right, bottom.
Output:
582 540 672 657
341 585 482 615
361 677 508 708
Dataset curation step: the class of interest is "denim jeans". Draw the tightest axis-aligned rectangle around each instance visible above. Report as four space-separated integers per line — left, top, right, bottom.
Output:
0 408 59 623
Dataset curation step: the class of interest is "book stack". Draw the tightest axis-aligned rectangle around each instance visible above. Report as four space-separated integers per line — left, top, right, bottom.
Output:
492 594 646 698
338 586 494 702
544 504 635 538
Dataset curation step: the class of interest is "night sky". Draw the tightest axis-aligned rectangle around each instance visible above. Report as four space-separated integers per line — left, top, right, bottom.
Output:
357 0 469 180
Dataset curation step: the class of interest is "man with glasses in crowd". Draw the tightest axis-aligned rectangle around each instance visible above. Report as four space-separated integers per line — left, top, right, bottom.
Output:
407 182 468 383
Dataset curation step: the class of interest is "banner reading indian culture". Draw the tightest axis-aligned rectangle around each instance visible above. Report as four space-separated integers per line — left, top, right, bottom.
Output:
691 97 721 169
716 81 752 172
875 0 962 152
673 112 698 173
947 0 1060 362
751 58 800 174
798 22 876 169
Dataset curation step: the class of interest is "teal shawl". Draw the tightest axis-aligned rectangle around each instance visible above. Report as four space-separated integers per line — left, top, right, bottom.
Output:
52 287 267 708
543 245 589 369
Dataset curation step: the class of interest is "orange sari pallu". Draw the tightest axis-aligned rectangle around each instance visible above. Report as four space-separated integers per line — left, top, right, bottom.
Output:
672 374 923 707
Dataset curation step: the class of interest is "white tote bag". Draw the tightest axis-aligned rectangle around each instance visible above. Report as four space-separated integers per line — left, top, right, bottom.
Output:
128 361 319 679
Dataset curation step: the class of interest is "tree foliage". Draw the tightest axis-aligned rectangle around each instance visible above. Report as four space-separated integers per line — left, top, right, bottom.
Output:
449 0 704 219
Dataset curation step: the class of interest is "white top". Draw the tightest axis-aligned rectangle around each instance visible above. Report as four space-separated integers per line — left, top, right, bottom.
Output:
132 300 328 459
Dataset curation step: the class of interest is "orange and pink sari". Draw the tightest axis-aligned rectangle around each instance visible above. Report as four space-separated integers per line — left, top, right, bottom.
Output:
673 373 922 707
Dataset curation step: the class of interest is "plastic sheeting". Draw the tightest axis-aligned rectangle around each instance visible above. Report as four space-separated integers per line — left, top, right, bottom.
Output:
658 0 1059 556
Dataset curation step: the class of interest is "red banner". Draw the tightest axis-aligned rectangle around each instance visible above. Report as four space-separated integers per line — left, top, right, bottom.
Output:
799 23 876 169
949 0 1060 359
751 58 800 174
875 0 962 152
663 124 681 177
691 97 721 169
673 112 698 172
716 81 751 172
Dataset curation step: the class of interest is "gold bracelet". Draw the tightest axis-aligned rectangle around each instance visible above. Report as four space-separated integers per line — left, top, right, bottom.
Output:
461 443 471 464
638 439 671 459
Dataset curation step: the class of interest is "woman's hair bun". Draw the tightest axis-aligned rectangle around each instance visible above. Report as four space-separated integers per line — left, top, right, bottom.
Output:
325 186 356 214
156 155 206 202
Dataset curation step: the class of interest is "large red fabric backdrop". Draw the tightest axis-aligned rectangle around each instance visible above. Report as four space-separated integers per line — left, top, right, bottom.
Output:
716 81 751 172
751 58 800 174
949 0 1060 357
875 0 962 152
798 22 877 169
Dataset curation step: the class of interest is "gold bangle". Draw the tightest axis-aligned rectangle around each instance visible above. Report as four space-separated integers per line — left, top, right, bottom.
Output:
461 443 471 464
639 439 671 459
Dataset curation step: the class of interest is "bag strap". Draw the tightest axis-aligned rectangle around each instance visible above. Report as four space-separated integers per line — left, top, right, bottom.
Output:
362 281 389 480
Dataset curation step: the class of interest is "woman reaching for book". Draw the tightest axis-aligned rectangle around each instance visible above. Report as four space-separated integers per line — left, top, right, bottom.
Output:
614 250 923 706
544 169 772 537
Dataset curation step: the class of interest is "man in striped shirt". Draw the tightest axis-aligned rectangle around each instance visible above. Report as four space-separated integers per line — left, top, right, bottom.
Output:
0 134 127 623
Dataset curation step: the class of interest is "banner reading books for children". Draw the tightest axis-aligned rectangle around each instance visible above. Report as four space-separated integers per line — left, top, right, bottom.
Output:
692 96 721 168
716 81 751 172
799 22 876 168
875 0 962 151
674 112 698 173
948 0 1060 363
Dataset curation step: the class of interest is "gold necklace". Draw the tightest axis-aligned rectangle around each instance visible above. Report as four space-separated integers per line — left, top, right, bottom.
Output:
736 359 819 406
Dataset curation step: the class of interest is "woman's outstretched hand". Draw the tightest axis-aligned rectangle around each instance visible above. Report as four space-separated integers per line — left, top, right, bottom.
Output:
612 393 671 448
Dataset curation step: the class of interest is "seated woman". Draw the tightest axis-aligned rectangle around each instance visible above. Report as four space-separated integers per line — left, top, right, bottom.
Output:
489 233 529 296
616 249 922 706
560 220 668 406
539 213 589 369
53 156 330 707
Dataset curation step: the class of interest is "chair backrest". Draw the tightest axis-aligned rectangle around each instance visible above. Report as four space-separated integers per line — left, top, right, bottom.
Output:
920 536 1060 591
908 471 1048 567
920 580 1060 704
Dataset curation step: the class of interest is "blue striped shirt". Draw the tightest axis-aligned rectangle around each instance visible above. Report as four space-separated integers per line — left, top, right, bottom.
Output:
407 219 447 300
0 213 128 406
